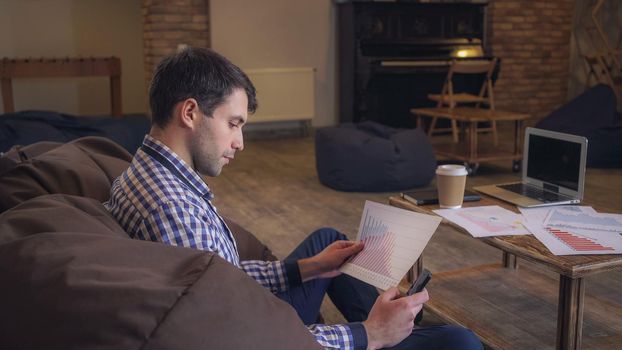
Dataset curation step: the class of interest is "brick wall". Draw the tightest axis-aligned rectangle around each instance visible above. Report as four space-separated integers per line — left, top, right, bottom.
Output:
141 0 210 91
490 0 574 121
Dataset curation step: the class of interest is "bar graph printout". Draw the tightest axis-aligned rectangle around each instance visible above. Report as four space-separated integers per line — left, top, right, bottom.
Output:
519 206 597 225
523 221 622 255
433 206 529 237
517 206 622 255
544 208 622 232
340 201 442 290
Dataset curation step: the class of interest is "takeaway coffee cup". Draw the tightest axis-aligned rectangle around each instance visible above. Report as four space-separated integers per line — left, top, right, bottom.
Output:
436 164 468 209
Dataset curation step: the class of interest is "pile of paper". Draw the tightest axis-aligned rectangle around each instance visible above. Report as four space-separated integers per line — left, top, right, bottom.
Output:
434 206 528 238
434 205 622 255
521 206 622 255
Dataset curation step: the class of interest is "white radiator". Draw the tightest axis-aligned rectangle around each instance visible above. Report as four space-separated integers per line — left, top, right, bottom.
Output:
244 67 315 124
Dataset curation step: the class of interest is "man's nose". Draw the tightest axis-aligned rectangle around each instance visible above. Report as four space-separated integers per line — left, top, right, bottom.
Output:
233 131 244 151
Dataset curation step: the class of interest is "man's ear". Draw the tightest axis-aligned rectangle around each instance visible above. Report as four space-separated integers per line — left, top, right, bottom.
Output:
177 98 201 129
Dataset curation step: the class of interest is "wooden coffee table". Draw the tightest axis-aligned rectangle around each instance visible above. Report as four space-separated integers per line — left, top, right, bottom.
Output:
389 194 622 350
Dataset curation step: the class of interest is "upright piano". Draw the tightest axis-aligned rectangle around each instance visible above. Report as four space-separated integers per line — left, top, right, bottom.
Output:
336 0 493 128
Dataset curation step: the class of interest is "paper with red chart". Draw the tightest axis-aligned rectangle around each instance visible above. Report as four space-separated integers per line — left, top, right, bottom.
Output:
523 220 622 255
433 205 529 237
340 201 441 290
522 206 622 255
518 205 597 225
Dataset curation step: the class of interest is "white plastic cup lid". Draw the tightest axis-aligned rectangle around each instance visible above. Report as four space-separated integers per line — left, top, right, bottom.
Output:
436 164 468 176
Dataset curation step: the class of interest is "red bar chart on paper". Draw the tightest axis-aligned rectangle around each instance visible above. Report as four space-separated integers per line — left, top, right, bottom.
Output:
340 201 442 290
524 219 622 256
547 227 614 252
348 216 396 276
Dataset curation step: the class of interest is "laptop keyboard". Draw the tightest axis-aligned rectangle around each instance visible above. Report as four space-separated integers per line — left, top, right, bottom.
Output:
498 183 566 202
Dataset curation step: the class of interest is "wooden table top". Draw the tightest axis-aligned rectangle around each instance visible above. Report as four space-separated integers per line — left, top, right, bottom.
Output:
389 195 622 278
410 107 531 122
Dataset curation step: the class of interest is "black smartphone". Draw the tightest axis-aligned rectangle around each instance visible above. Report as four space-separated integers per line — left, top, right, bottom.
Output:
401 189 481 206
407 269 432 296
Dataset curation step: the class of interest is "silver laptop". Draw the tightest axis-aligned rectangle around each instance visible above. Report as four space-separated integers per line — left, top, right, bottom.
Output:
474 127 588 208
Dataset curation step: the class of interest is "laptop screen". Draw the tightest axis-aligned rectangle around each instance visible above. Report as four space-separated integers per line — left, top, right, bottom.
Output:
526 133 582 191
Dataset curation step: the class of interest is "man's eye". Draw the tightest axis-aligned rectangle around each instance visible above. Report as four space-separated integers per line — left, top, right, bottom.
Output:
230 123 238 128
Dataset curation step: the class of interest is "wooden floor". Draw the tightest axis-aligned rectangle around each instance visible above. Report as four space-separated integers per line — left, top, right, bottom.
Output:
206 132 622 349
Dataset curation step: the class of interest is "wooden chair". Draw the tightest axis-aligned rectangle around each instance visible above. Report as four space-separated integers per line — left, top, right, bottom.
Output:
424 58 498 144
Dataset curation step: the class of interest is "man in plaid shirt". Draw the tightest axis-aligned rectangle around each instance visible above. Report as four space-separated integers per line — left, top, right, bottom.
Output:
105 47 482 350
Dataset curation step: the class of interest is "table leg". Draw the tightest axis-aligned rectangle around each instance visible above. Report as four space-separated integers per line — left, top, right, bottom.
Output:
556 275 585 350
1 78 15 113
469 121 477 161
459 121 467 141
502 252 518 269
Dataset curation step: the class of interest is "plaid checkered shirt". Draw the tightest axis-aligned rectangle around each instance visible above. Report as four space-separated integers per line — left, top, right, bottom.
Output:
104 135 362 350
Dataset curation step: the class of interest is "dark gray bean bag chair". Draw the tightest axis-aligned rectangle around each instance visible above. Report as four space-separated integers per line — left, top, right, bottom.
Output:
536 84 622 168
0 110 150 154
315 121 436 192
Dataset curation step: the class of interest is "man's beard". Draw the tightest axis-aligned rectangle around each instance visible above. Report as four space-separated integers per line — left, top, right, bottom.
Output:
190 140 223 178
195 155 223 177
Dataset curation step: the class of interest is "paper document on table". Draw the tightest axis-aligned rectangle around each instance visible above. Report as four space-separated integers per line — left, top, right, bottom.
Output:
519 206 597 225
544 208 622 232
433 205 529 237
340 201 441 290
524 221 622 255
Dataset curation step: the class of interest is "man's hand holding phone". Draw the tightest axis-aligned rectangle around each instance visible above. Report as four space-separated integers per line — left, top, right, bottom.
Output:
362 269 433 350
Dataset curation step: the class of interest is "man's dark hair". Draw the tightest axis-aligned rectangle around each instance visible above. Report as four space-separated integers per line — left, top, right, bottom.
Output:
149 47 257 128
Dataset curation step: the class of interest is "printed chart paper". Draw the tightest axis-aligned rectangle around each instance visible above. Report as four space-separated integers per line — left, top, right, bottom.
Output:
433 205 529 237
340 201 441 290
518 206 597 225
544 208 622 233
521 207 622 255
524 221 622 255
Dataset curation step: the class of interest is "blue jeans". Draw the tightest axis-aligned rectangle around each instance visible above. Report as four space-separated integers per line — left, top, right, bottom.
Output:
276 228 483 350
